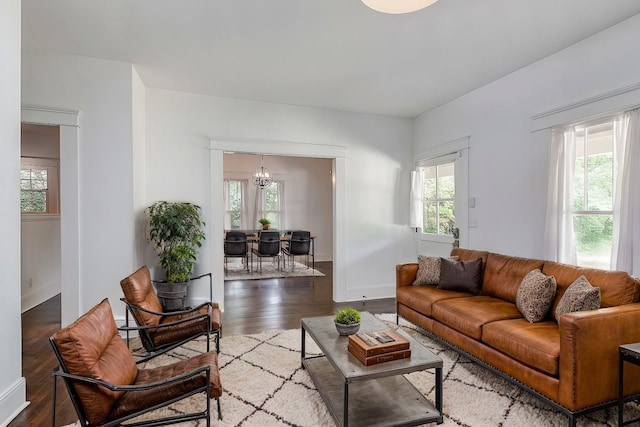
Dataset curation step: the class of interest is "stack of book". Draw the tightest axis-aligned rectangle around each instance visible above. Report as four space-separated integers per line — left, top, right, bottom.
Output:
347 329 411 366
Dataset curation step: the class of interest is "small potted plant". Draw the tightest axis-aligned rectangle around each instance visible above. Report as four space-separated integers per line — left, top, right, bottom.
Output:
334 307 361 336
146 201 206 310
259 217 271 230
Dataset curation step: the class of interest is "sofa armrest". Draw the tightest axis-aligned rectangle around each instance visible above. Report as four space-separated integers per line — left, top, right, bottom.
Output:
396 263 418 288
558 303 640 410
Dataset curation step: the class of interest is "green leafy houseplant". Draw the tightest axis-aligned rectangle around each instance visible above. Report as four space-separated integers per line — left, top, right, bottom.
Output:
259 217 271 229
334 307 361 325
146 201 206 284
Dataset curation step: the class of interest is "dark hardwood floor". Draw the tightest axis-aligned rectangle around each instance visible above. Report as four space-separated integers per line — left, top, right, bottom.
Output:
10 261 395 426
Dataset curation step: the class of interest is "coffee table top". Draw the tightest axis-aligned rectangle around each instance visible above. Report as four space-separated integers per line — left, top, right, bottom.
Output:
302 311 442 382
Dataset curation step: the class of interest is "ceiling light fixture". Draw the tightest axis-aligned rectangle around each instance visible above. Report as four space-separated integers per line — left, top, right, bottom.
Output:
361 0 438 14
253 155 273 189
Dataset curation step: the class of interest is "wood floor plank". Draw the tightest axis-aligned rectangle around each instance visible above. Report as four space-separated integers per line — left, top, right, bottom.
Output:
9 261 395 426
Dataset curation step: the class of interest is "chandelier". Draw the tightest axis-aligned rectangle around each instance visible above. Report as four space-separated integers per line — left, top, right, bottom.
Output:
253 155 273 189
361 0 438 14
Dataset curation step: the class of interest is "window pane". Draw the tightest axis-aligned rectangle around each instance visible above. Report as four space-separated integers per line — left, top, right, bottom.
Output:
573 214 612 270
423 166 436 200
229 212 241 229
573 156 585 211
438 201 455 235
438 163 455 199
21 191 47 212
265 186 279 210
422 202 437 234
228 181 242 210
586 152 613 211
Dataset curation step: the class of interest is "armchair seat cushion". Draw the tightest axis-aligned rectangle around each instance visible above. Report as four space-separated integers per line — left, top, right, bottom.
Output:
112 351 222 420
152 303 222 346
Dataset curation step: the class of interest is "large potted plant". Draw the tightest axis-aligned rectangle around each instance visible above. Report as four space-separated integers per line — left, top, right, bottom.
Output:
146 201 206 310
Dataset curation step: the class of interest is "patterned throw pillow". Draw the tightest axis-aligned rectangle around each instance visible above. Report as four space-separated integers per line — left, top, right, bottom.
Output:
413 255 459 286
516 269 557 323
554 275 601 323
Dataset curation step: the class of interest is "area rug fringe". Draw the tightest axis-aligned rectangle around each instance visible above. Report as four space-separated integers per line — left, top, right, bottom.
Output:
62 315 640 426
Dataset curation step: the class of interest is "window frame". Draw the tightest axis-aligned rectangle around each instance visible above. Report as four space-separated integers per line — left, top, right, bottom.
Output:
20 157 60 215
260 180 284 229
223 178 246 230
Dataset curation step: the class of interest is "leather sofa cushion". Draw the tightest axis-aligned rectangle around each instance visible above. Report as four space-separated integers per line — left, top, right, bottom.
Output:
432 296 522 340
52 299 138 425
543 261 639 310
120 265 164 326
397 285 471 317
482 318 560 376
482 253 544 303
450 248 489 267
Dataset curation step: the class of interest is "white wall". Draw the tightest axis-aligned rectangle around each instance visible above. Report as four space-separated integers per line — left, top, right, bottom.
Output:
0 0 27 424
145 88 416 302
21 50 138 323
224 153 334 261
414 14 640 260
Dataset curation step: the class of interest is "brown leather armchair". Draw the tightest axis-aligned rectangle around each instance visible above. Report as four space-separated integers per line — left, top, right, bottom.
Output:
50 298 222 426
120 265 222 360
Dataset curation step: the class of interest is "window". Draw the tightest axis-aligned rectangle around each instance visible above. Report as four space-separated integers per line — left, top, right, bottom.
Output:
261 181 283 229
573 121 614 269
224 179 246 229
421 162 455 235
20 157 59 214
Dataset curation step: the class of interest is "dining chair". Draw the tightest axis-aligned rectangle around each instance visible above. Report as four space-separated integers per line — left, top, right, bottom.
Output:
251 230 281 273
224 231 249 272
282 230 311 271
49 298 222 427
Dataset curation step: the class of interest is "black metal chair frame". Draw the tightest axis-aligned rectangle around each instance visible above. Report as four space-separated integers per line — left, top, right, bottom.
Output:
282 231 312 272
121 272 221 361
50 337 221 427
224 231 249 272
251 231 281 273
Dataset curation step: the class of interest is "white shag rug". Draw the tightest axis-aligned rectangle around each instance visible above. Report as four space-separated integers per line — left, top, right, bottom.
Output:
224 260 324 281
63 315 640 427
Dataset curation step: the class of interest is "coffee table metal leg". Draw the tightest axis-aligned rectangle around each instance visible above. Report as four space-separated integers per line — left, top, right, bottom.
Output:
344 382 349 427
301 327 306 369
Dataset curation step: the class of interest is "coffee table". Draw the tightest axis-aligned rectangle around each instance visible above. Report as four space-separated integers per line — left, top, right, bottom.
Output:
301 312 443 427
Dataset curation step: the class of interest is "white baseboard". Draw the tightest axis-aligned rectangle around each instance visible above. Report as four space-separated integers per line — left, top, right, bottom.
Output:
344 282 395 302
21 280 61 313
0 377 28 427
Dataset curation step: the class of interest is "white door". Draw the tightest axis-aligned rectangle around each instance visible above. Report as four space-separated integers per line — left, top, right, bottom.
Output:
416 139 469 257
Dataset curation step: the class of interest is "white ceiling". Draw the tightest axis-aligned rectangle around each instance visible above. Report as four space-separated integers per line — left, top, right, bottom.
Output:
21 0 640 118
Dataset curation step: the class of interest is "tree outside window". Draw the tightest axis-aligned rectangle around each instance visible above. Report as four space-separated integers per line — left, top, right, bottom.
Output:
20 157 59 214
422 162 455 235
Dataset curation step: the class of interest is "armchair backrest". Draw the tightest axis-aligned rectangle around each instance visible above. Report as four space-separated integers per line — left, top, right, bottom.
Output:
50 298 138 426
288 230 311 255
120 265 164 326
257 230 280 255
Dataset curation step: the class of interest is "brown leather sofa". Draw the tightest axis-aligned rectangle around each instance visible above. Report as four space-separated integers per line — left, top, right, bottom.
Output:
396 248 640 426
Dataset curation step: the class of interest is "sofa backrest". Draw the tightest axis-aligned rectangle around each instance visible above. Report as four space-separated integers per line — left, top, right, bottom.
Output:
542 261 640 309
482 253 545 303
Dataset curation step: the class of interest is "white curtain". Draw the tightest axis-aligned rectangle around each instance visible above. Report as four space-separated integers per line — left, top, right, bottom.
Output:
252 186 264 229
409 170 423 229
611 109 640 275
543 126 577 264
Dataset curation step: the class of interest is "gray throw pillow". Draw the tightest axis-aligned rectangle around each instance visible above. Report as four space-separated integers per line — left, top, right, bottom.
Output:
516 269 557 323
437 258 483 295
413 255 459 286
554 275 601 323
